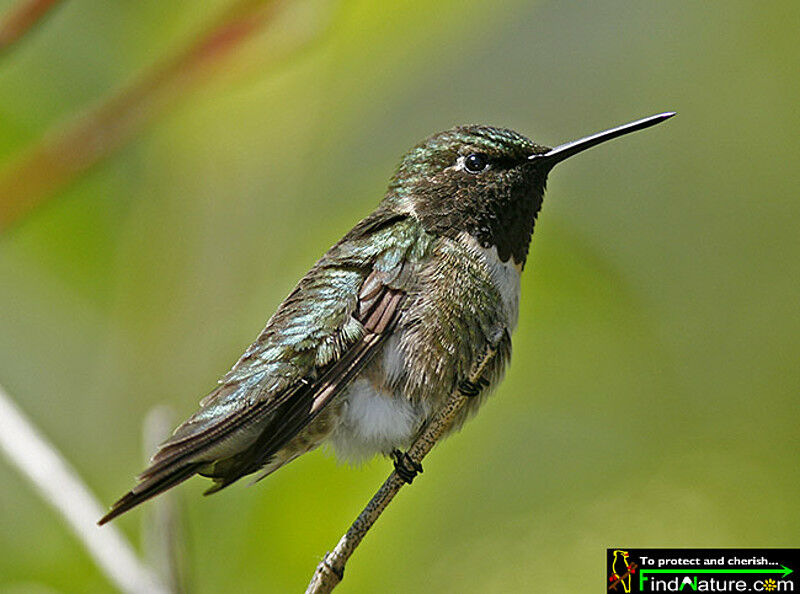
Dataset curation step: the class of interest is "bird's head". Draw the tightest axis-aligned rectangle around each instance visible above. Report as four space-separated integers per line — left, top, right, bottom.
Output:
386 113 674 267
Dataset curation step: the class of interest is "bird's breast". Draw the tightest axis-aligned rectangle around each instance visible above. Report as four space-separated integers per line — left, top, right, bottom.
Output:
328 232 520 463
457 232 522 332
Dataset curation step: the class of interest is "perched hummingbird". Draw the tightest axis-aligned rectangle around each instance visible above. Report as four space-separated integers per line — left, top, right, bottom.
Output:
99 112 674 524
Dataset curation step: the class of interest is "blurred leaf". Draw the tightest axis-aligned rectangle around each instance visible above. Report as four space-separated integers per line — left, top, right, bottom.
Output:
0 0 63 55
0 0 331 232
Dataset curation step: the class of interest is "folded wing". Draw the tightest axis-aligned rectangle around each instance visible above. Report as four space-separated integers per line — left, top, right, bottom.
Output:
99 213 420 524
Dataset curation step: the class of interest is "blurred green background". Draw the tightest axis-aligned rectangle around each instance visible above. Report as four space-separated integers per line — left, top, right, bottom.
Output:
0 0 798 592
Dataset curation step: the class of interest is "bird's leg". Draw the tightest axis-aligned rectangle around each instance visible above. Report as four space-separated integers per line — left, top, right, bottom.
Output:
391 449 423 484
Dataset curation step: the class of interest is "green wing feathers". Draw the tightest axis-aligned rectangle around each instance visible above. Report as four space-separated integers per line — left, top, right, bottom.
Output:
99 213 431 524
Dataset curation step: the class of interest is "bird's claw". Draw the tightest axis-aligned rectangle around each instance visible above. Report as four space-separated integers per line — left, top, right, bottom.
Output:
458 376 489 397
392 449 423 484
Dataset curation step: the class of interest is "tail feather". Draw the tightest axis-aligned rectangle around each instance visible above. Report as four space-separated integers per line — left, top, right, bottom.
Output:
98 463 202 525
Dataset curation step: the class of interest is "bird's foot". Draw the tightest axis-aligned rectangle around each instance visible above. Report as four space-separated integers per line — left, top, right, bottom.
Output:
392 449 423 484
458 376 489 397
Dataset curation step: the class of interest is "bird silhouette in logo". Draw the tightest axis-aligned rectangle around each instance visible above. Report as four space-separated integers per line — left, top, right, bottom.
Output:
611 550 634 592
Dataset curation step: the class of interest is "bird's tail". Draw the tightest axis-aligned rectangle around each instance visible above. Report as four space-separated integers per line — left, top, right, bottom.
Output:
97 462 202 525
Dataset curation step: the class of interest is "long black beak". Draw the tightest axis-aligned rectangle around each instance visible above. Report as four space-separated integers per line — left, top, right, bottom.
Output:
530 112 675 167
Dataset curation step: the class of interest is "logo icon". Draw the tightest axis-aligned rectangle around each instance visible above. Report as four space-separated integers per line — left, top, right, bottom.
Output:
609 549 637 592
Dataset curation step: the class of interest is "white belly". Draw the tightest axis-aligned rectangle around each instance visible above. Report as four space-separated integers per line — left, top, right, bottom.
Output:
330 376 422 463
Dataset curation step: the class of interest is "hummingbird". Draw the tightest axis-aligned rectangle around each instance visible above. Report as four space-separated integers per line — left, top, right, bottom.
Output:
99 112 674 525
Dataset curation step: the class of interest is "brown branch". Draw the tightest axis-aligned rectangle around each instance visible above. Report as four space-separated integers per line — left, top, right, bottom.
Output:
0 0 328 232
0 0 64 54
305 346 499 594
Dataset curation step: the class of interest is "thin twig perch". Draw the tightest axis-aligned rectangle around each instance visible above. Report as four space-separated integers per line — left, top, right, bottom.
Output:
305 346 498 594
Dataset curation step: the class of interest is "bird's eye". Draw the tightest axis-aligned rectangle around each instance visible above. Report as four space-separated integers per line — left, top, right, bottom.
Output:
463 153 489 174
